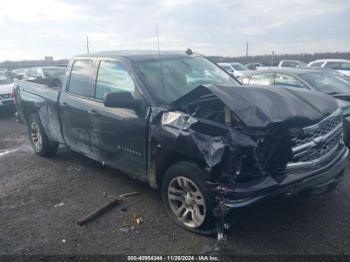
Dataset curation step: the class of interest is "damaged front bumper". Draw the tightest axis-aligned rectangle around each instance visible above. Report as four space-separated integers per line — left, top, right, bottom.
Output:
215 144 348 209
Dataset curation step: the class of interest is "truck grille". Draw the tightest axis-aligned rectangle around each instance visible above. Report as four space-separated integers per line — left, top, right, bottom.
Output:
288 109 343 170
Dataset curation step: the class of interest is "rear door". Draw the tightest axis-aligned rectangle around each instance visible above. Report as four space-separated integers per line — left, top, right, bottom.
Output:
87 60 149 178
59 59 95 157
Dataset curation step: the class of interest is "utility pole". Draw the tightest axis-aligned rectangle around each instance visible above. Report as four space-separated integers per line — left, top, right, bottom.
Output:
86 36 90 54
245 42 249 64
271 51 275 66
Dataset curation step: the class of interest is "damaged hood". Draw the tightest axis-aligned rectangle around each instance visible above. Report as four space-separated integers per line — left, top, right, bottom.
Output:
172 84 338 129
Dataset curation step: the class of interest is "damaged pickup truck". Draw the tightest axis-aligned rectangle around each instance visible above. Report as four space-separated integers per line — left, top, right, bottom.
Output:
14 51 348 234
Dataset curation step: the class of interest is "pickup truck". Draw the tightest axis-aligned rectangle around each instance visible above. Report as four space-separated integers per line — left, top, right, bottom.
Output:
14 50 348 235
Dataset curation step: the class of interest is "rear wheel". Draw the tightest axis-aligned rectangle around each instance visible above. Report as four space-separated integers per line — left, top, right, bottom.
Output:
161 161 216 235
27 114 59 156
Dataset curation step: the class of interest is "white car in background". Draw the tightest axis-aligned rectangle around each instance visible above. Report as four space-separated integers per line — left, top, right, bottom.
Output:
278 60 307 68
0 73 14 109
218 63 252 78
308 59 350 76
218 62 251 78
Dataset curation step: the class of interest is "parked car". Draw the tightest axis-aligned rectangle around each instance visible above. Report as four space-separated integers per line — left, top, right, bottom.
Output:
240 68 350 145
246 63 263 70
11 68 28 80
308 59 350 76
15 51 348 234
257 60 307 70
218 62 251 78
278 60 307 68
0 73 14 109
315 67 350 83
23 66 66 87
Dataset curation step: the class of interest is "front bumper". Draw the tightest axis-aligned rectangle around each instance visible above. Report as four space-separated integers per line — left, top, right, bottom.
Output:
215 144 348 209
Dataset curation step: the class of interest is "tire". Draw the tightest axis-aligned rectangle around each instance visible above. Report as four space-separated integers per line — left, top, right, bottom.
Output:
161 161 216 235
27 114 59 157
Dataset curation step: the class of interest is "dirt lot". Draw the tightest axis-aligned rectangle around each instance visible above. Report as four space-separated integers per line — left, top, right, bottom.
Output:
1 110 350 255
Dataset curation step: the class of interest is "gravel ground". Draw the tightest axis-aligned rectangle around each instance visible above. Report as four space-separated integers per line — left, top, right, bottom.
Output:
1 110 350 255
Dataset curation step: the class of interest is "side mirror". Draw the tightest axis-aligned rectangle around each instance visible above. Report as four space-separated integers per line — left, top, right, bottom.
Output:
104 92 140 110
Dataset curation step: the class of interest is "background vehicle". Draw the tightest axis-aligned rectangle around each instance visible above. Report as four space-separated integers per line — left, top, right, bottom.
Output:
11 68 28 80
246 63 263 70
23 66 66 87
240 68 350 145
256 60 307 70
218 62 251 78
308 59 350 76
15 51 348 234
278 60 307 68
0 73 14 109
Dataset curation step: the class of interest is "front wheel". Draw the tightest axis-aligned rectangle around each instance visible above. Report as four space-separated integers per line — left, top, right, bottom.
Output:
161 161 216 234
27 114 59 156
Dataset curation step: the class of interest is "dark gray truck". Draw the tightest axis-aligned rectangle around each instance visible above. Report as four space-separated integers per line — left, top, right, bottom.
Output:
14 51 348 234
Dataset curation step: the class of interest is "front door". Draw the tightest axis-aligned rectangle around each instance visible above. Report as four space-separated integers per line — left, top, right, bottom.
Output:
88 60 149 178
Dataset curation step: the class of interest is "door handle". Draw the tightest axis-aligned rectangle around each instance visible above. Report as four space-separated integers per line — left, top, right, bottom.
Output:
88 110 100 117
61 102 69 108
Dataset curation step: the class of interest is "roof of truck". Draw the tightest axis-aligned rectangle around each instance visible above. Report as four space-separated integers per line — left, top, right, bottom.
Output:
75 50 200 62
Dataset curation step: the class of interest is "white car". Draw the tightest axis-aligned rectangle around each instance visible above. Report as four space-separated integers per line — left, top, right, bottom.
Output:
23 66 66 83
0 73 14 108
218 63 251 78
308 59 350 76
278 60 307 68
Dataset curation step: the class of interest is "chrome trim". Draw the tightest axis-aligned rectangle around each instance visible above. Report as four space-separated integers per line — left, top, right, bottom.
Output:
292 123 342 154
287 109 344 170
287 143 342 170
302 108 342 134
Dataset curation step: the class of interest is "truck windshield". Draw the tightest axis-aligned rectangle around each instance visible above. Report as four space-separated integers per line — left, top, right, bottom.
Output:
135 56 239 103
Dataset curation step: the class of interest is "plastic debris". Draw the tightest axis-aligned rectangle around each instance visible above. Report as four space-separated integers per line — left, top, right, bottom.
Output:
132 214 144 225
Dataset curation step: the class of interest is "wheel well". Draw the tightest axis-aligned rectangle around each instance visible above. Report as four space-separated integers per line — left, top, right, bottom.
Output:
154 147 205 188
22 106 37 124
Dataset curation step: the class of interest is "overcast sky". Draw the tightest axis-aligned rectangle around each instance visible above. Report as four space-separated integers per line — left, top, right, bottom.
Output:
0 0 349 61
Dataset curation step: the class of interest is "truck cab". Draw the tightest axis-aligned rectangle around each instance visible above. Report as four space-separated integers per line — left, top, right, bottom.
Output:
15 51 349 234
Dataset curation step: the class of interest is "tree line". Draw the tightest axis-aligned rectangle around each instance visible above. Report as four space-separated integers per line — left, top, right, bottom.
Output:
208 52 350 66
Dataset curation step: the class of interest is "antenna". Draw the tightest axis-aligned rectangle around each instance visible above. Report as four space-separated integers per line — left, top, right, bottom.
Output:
86 35 90 54
156 26 165 99
245 42 249 64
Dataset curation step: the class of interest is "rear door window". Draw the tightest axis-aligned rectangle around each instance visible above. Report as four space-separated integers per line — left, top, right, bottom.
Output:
249 73 273 85
67 60 93 97
274 73 306 88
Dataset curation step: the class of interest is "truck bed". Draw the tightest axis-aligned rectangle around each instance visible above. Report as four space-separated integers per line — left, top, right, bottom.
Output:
15 80 65 144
